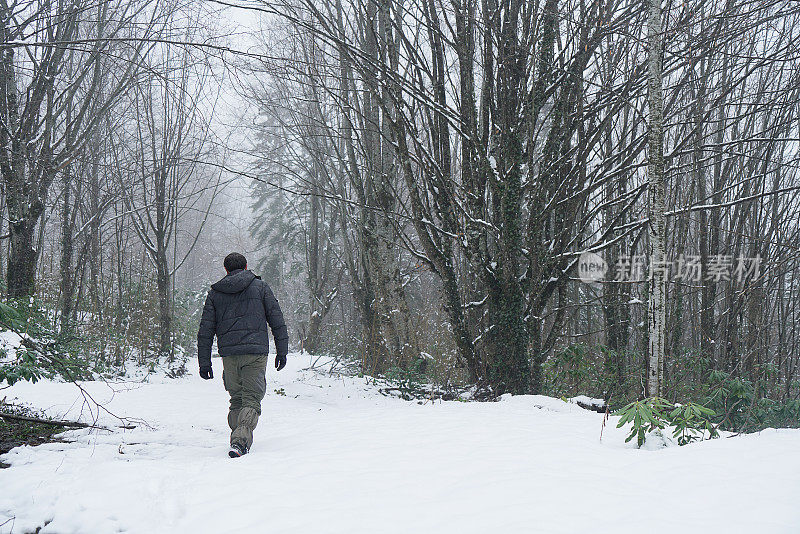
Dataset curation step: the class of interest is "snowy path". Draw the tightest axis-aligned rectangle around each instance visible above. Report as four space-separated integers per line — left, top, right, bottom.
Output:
2 354 799 534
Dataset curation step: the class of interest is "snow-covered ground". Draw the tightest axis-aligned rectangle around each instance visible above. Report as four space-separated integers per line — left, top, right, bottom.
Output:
1 353 799 534
0 330 23 361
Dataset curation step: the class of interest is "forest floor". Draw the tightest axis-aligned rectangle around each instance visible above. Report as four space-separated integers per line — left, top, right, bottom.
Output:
0 408 68 469
1 353 799 534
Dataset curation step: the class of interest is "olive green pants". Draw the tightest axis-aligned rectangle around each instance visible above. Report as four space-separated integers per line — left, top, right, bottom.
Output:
222 353 268 450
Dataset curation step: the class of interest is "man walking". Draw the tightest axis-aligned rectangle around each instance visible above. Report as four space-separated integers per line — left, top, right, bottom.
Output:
197 252 289 458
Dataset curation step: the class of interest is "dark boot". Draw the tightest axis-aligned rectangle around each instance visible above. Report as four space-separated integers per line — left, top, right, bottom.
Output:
228 442 248 458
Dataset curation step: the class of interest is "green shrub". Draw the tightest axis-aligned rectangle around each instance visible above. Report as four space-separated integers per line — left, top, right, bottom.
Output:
0 299 93 384
543 343 641 408
0 349 43 385
615 397 718 448
545 343 798 434
669 402 719 445
615 397 672 447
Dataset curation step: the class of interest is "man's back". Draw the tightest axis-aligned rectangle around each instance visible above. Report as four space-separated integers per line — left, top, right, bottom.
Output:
197 268 288 367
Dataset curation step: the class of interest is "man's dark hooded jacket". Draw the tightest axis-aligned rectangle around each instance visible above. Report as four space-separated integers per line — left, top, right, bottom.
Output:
197 269 288 368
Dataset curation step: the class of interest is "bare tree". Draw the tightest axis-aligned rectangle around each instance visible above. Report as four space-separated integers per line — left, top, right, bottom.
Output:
0 0 163 297
115 33 218 357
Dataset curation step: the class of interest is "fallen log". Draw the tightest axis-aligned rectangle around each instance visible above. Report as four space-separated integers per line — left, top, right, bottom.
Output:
574 399 609 413
0 412 90 428
0 412 135 430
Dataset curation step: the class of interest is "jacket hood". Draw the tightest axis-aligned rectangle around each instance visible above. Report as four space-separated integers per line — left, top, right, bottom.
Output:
211 269 258 294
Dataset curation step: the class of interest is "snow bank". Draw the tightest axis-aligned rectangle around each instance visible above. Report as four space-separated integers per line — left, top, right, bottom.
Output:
0 329 23 361
1 354 799 534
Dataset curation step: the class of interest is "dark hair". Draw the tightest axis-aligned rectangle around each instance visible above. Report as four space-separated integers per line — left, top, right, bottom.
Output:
224 252 247 272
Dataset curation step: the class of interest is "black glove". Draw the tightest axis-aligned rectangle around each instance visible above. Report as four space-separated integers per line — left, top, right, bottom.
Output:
199 365 214 380
275 354 287 371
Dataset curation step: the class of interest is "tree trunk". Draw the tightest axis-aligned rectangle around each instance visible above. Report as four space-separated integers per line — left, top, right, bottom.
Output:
89 130 102 317
357 0 417 373
59 165 74 333
646 0 666 398
7 216 38 298
156 244 171 359
487 0 530 395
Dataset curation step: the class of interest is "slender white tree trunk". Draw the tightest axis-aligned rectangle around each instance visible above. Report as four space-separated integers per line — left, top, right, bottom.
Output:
646 0 666 397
